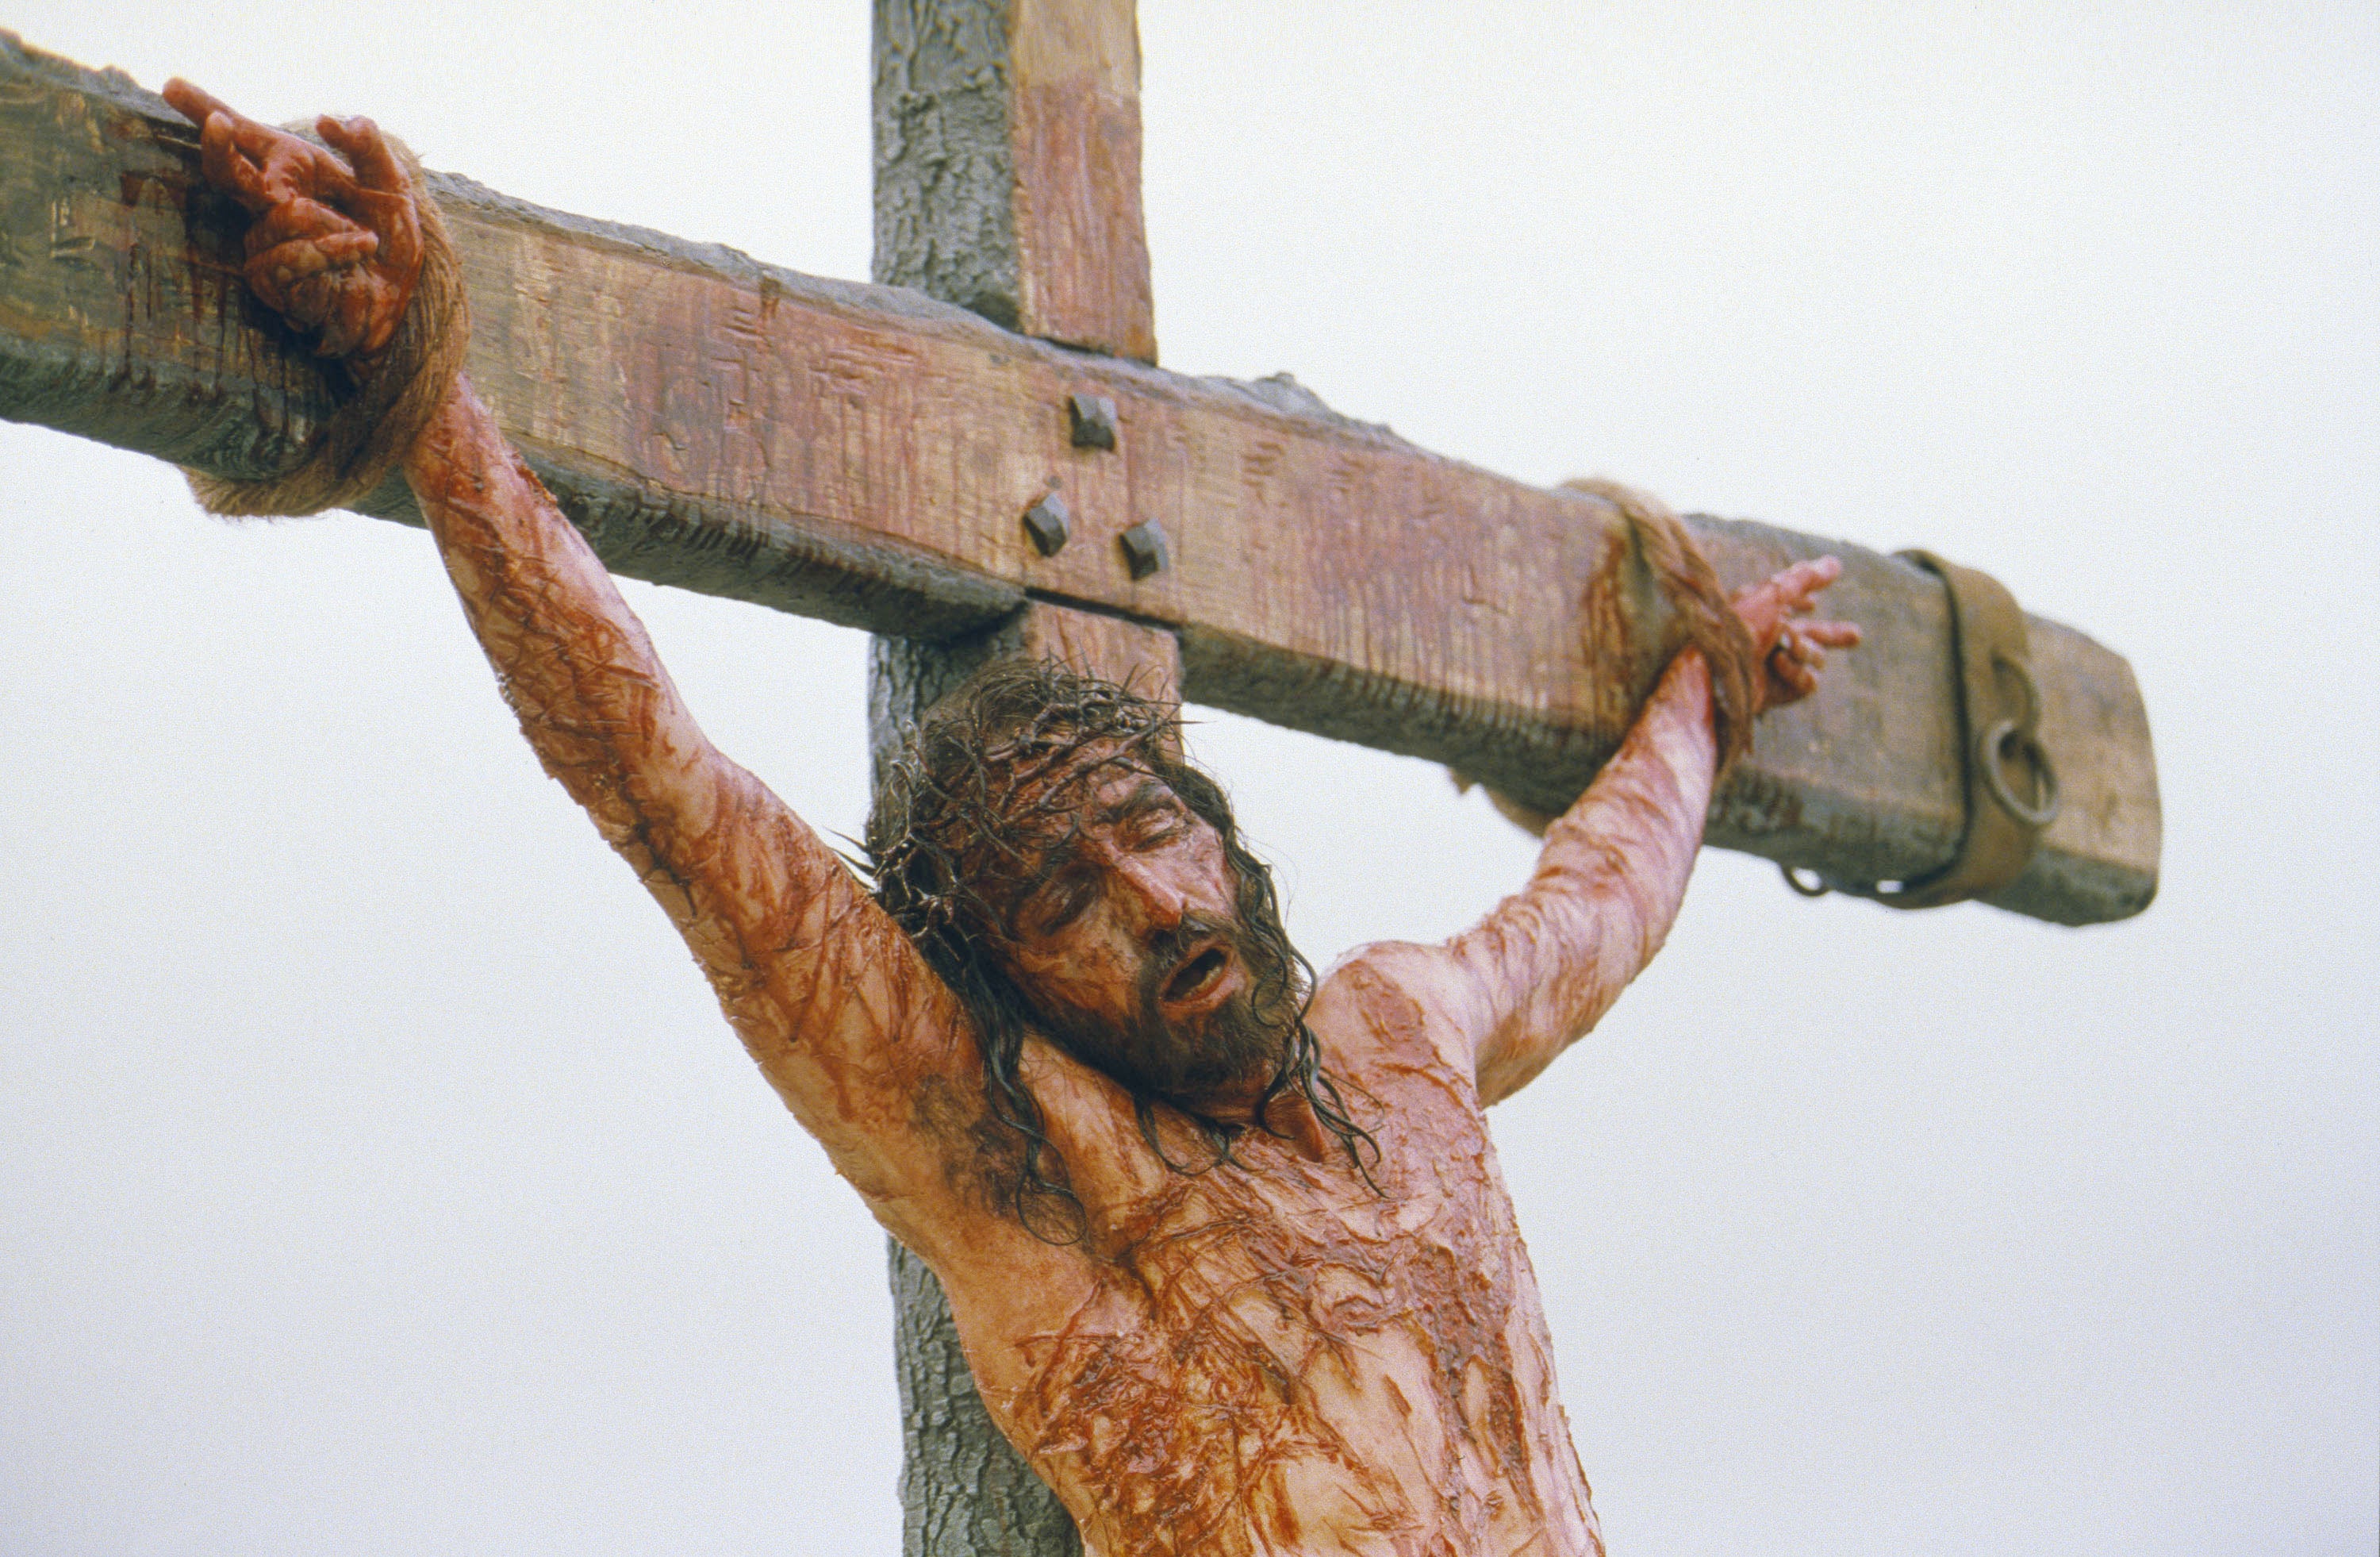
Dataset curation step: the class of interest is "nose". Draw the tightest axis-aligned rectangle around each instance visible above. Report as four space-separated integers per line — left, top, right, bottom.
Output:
1109 856 1189 932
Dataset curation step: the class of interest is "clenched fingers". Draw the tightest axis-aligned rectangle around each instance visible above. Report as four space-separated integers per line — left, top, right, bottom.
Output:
1762 642 1819 705
244 229 380 318
243 195 374 258
1759 606 1860 711
194 110 276 212
317 115 410 197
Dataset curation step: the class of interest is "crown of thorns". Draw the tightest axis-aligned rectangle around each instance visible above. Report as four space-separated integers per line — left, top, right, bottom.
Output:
862 659 1382 1236
865 662 1184 955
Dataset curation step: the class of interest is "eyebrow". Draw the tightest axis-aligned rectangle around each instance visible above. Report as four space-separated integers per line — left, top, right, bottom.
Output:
1004 778 1179 923
1092 777 1179 828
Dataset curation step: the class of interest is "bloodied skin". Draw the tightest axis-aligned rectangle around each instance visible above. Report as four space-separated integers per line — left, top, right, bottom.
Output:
165 84 1858 1557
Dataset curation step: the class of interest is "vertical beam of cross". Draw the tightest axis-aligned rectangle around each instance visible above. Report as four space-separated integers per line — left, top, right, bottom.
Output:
875 0 1157 362
871 2 1166 1548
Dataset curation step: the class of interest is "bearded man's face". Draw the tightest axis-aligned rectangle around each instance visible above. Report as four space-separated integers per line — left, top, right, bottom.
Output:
988 759 1301 1106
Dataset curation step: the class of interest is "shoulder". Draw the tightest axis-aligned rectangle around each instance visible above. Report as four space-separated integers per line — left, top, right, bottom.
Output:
1311 940 1484 1079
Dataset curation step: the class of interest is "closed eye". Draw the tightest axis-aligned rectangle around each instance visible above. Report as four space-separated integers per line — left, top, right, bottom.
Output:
1122 808 1188 850
1107 782 1190 850
1022 871 1096 936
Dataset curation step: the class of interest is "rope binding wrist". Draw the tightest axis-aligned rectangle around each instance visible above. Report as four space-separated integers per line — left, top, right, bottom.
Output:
183 125 473 520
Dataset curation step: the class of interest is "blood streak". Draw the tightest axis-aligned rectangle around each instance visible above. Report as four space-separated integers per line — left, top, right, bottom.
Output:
962 961 1606 1557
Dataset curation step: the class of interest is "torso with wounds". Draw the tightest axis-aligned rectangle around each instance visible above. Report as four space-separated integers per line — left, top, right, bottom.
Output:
162 82 1858 1557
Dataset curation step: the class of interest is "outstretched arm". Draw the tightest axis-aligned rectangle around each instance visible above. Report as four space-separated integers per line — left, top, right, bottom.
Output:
163 83 1002 1264
401 380 992 1224
1441 559 1859 1105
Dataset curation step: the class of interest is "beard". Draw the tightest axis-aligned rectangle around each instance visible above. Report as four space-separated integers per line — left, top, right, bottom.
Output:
1032 905 1305 1106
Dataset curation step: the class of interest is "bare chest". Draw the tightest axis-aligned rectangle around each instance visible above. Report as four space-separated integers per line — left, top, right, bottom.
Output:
963 1049 1602 1557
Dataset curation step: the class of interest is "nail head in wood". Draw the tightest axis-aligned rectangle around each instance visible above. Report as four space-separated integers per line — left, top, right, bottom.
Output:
1069 392 1119 451
1022 493 1071 557
1119 518 1169 580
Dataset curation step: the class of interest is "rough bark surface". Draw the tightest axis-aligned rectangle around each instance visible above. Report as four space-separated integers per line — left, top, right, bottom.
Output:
889 1235 1083 1557
873 0 1022 330
873 0 1156 359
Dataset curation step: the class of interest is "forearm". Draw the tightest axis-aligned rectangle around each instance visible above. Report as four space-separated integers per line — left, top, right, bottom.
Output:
1457 648 1718 1103
405 374 710 823
402 370 826 999
167 88 1002 1250
409 373 791 1021
398 378 992 1232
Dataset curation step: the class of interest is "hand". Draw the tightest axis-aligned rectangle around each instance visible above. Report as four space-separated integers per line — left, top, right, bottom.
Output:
163 79 424 367
1731 556 1862 712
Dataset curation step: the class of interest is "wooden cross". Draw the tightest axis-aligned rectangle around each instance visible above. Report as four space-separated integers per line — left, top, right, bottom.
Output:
0 4 2161 1550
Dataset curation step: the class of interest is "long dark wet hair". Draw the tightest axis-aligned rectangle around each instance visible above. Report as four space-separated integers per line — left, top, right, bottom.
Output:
863 659 1380 1244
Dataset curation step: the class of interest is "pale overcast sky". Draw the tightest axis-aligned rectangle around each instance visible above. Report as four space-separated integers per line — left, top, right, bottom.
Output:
2 3 2374 1554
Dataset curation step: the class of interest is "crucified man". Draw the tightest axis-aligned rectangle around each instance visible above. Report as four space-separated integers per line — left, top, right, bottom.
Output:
163 83 1859 1557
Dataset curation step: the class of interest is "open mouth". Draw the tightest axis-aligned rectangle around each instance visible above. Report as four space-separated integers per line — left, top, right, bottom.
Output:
1162 945 1231 1005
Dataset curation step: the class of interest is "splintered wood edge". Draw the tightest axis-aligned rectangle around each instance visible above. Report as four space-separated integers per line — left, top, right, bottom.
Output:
0 32 2158 921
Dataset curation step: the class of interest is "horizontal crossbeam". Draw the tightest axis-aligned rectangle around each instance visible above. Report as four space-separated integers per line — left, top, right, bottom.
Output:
0 34 2157 923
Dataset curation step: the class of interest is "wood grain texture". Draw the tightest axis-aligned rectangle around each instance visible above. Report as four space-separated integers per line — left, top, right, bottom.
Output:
0 33 2157 923
0 39 335 480
1008 0 1155 360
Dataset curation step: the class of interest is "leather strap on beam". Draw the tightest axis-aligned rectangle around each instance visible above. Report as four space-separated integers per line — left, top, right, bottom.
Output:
1791 551 2060 909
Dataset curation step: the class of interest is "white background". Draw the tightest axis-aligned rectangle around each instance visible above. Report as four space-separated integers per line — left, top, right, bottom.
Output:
2 3 2374 1553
